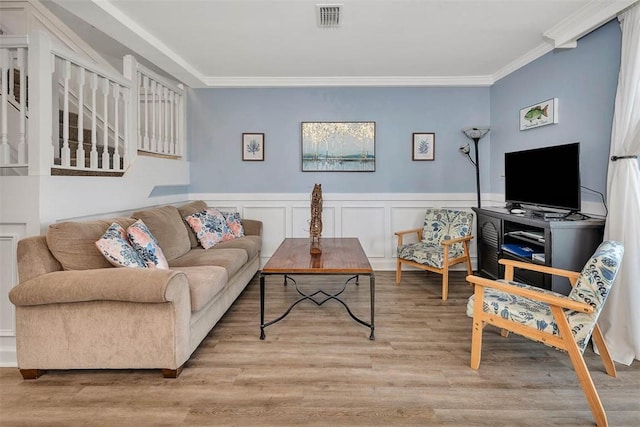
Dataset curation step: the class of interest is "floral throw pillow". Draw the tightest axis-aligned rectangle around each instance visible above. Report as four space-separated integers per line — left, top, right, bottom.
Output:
223 211 245 238
185 208 234 249
127 219 169 269
95 223 147 268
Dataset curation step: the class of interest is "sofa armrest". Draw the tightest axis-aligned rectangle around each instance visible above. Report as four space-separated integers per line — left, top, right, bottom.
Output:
9 268 189 307
242 219 262 236
17 236 62 283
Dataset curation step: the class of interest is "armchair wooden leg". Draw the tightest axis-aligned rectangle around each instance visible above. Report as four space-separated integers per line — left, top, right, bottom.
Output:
551 307 608 427
442 269 449 301
591 324 617 378
395 259 402 284
464 254 473 276
470 286 485 370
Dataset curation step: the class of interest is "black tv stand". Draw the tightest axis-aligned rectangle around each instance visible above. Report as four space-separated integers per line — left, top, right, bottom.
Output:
473 207 604 294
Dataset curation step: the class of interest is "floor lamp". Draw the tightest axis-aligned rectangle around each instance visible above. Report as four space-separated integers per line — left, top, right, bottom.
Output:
460 127 490 208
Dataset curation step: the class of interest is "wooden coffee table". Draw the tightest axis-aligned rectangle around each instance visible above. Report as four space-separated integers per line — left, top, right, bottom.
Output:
260 238 375 340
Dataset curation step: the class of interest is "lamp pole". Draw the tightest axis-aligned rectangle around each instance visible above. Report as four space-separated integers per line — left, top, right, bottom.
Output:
473 137 481 208
461 127 489 209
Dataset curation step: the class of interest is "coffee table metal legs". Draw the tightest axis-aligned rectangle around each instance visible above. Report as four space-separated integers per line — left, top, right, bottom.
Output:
260 273 375 340
260 273 266 340
369 274 375 340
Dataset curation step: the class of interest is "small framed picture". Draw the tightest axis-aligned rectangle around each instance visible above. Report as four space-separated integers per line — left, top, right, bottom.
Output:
519 98 558 131
412 133 435 161
242 133 264 161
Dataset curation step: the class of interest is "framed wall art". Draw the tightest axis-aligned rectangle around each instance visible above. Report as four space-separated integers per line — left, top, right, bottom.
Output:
242 133 264 161
301 122 375 172
519 98 558 131
412 133 435 161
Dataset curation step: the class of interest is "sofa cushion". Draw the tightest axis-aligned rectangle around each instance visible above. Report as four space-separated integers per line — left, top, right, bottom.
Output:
211 235 261 260
174 266 229 312
47 217 137 271
184 208 234 249
132 205 191 261
95 223 148 268
127 219 169 269
169 248 249 277
223 211 245 238
177 200 208 248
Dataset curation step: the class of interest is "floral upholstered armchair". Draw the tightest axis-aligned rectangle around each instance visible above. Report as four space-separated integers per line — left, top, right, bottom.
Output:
466 240 624 427
395 208 474 300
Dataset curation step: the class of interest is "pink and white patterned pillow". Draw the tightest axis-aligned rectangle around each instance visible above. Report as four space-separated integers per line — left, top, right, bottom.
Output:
127 219 169 269
185 208 234 249
95 223 148 268
223 211 245 238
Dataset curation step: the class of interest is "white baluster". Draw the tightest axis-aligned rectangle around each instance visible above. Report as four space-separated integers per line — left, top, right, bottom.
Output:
101 77 110 169
136 72 141 150
90 72 98 168
150 80 157 152
123 87 130 169
61 60 71 167
9 53 15 101
142 75 149 150
17 48 27 164
156 82 163 153
163 86 169 154
75 67 86 168
169 91 175 155
113 83 120 170
177 93 184 157
0 51 9 165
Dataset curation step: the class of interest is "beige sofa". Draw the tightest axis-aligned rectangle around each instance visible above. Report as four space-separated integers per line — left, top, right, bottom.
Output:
9 201 262 379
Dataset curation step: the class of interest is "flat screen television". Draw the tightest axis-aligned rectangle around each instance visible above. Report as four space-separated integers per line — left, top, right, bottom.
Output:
505 142 581 212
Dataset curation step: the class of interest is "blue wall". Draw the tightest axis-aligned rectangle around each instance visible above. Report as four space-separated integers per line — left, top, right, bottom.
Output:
489 19 621 203
187 19 621 203
188 87 489 193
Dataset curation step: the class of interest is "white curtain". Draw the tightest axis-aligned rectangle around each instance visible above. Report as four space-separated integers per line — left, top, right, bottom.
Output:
600 4 640 366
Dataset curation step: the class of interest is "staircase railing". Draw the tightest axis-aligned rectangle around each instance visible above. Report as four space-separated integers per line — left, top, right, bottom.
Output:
0 36 28 168
124 56 185 158
0 31 185 175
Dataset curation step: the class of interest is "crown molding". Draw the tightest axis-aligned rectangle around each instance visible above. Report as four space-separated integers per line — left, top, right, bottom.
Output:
543 0 638 48
201 75 494 88
492 42 554 83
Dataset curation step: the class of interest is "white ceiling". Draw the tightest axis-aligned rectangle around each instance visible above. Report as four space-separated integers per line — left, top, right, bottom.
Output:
49 0 637 88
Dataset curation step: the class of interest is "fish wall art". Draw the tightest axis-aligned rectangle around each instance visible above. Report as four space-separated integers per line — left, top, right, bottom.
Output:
519 98 558 131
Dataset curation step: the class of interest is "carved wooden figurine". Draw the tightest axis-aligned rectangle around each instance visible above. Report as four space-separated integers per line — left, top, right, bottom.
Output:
309 183 323 254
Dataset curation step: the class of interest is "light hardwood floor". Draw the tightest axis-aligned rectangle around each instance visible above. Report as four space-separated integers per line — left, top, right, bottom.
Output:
1 271 639 426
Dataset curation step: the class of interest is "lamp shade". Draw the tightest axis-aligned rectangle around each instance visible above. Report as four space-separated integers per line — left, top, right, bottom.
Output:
462 127 490 140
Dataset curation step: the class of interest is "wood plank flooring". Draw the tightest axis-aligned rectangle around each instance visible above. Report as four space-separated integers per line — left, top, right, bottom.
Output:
1 271 639 426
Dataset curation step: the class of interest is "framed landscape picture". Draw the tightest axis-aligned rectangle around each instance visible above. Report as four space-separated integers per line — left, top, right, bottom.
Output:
412 133 435 161
301 122 375 172
242 133 264 161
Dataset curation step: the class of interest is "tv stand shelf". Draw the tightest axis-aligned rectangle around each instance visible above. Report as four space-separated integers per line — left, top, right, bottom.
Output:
473 207 605 294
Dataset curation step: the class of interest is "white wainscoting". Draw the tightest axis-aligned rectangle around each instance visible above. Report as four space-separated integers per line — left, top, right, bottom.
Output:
0 224 26 367
193 192 480 271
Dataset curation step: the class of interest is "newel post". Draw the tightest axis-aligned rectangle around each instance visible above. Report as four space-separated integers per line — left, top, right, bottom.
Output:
122 54 138 167
26 31 53 176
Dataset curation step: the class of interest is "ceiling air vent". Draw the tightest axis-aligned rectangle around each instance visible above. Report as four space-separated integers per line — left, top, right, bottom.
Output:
316 4 342 28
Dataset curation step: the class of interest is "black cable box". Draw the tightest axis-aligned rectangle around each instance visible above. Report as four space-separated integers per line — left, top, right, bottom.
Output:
531 210 567 219
543 212 567 219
